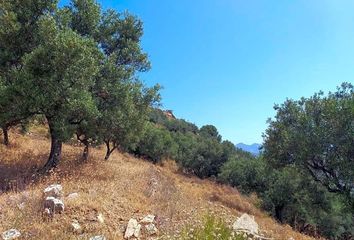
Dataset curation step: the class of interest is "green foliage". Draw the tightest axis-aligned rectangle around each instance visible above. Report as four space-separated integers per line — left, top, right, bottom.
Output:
219 156 267 194
0 0 159 167
19 16 100 140
199 125 222 142
173 133 224 178
149 108 198 133
69 0 100 37
134 122 177 163
263 82 354 199
0 0 58 133
178 214 246 240
261 166 354 238
258 82 354 238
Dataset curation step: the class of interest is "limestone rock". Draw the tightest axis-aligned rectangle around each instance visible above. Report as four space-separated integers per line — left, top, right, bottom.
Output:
71 220 82 234
44 196 65 213
124 218 141 239
2 229 21 240
145 223 158 235
232 213 259 235
43 184 63 198
17 202 25 210
67 192 79 200
97 213 104 223
141 214 155 224
89 236 106 240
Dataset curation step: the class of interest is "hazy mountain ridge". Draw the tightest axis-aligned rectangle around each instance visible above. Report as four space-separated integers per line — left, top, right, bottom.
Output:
236 143 261 156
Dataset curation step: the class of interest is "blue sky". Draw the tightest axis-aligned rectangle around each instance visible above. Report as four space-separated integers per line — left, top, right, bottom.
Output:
61 0 354 144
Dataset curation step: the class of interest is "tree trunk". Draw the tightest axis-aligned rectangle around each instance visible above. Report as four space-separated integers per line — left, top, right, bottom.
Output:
2 127 9 146
104 140 115 161
82 141 89 162
275 205 284 223
40 121 62 172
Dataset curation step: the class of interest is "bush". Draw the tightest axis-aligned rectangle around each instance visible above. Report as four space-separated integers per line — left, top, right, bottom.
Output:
178 214 246 240
134 123 177 163
173 133 224 178
218 157 267 194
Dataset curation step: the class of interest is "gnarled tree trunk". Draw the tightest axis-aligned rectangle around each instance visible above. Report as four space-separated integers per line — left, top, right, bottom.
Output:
76 133 90 162
82 140 89 162
104 140 116 161
2 126 9 146
40 120 62 172
275 204 284 223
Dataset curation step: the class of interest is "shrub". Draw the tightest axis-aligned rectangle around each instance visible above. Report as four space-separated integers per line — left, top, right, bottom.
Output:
173 133 224 178
178 214 246 240
218 157 268 194
135 123 177 163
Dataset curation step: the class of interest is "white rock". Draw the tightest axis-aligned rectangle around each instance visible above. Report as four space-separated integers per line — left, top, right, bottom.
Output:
141 214 155 224
124 218 141 239
71 220 82 234
17 202 25 210
89 236 106 240
67 192 79 200
232 213 259 235
145 223 158 235
43 207 51 217
44 196 65 213
2 229 21 240
43 184 63 198
97 213 104 223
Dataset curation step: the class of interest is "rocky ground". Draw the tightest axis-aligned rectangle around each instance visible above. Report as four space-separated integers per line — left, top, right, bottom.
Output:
0 132 315 239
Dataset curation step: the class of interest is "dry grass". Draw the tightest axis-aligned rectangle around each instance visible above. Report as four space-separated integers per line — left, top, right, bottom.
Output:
0 129 316 240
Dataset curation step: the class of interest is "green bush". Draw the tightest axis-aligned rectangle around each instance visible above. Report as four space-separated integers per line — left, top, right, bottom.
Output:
173 133 224 178
218 157 267 194
178 214 246 240
135 123 177 163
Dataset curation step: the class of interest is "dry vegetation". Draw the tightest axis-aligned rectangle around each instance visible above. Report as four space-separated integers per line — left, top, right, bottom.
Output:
0 129 315 240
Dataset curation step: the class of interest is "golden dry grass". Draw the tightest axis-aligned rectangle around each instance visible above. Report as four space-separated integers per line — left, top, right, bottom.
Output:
0 130 316 240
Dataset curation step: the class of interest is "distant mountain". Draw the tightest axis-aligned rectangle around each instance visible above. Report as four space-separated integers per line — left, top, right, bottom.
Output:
236 143 262 156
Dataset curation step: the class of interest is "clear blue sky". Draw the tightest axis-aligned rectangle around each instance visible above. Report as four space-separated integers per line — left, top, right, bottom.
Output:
61 0 354 144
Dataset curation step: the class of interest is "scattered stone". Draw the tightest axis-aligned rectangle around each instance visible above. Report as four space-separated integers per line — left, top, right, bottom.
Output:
140 214 155 224
2 229 21 240
67 192 79 200
44 196 65 213
71 220 82 234
43 207 52 218
97 213 105 223
89 236 106 240
43 184 63 198
124 218 141 239
145 223 158 235
17 202 25 210
232 213 259 235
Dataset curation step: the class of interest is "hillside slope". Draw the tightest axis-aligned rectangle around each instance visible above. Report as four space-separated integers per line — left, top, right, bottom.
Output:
0 132 314 240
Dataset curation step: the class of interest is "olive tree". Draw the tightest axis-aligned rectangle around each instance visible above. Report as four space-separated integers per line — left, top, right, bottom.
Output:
0 0 58 145
17 16 100 171
263 82 354 202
